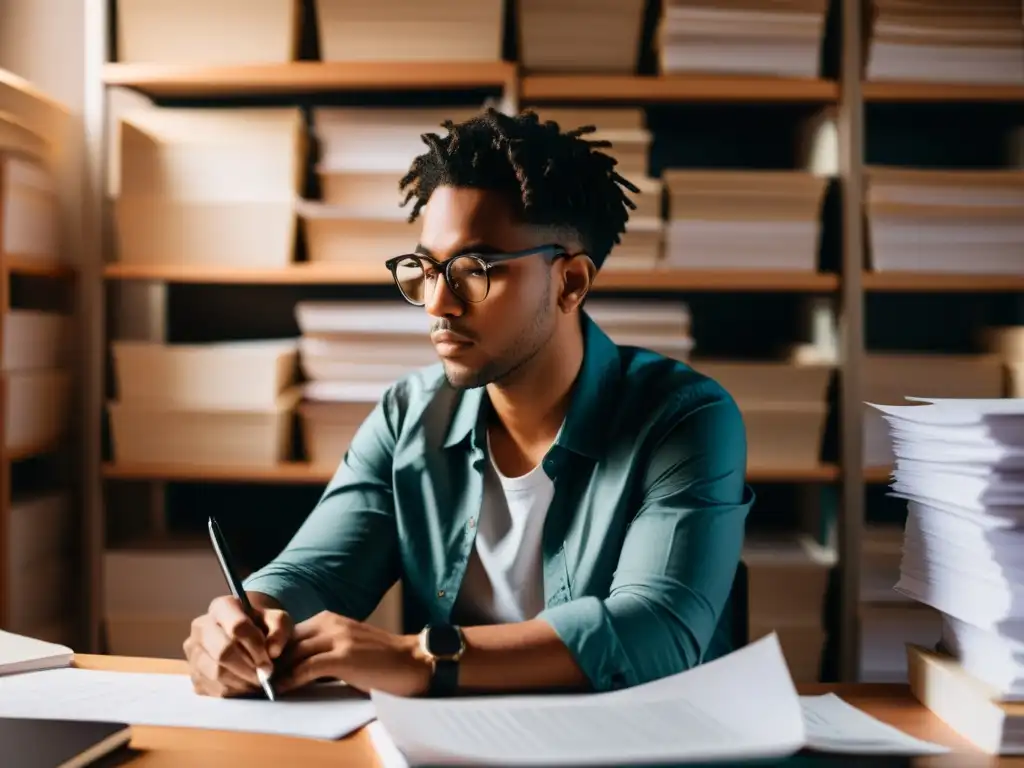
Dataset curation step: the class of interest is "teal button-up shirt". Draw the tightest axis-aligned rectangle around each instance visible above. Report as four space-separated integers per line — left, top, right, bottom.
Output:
244 312 754 692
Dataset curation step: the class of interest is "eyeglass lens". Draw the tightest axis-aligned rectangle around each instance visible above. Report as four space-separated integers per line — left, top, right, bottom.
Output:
393 255 489 304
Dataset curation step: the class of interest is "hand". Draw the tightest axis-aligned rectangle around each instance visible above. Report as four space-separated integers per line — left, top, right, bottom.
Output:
183 595 293 697
274 611 429 697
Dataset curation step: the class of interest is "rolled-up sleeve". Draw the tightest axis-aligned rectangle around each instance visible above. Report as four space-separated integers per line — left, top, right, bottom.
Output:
539 393 754 692
243 391 401 623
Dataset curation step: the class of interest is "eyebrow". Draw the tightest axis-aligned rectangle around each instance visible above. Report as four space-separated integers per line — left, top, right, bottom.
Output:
414 242 503 259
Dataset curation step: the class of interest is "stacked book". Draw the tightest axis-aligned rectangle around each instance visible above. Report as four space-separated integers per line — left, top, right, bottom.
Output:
301 106 483 266
656 0 828 78
314 0 504 62
518 0 645 73
869 398 1024 754
866 0 1024 85
866 167 1024 275
295 301 435 466
532 107 661 271
585 300 693 361
663 171 829 271
113 107 304 268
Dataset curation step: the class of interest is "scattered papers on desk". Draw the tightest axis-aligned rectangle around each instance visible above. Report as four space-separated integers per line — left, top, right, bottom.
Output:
369 633 948 766
0 668 376 740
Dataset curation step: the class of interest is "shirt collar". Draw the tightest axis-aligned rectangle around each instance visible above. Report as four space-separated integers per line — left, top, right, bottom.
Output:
441 311 622 460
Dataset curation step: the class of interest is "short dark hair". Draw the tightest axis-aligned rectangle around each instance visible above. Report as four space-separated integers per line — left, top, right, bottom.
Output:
399 108 640 269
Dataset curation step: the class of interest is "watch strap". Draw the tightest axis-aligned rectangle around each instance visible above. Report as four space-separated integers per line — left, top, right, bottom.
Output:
428 657 459 697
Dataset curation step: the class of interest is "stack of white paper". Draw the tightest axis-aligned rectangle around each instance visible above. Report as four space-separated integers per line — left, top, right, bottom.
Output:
294 301 435 464
585 300 693 361
301 106 485 264
656 0 828 78
518 0 646 74
663 170 829 271
866 0 1024 85
368 633 949 766
867 397 1024 702
866 167 1024 275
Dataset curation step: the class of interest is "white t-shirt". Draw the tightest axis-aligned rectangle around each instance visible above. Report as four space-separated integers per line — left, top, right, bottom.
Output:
454 435 555 625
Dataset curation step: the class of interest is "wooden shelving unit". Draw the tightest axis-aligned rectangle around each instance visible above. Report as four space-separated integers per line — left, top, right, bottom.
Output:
79 0 1024 685
103 262 839 292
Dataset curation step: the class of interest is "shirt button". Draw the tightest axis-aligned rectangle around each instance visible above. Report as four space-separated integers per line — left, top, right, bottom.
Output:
467 518 476 529
437 589 446 597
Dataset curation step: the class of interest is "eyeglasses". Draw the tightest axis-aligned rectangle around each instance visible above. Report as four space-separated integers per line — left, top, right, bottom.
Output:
384 244 567 306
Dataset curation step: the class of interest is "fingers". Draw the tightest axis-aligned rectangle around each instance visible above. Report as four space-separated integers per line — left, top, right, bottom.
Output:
183 618 259 697
284 632 335 666
274 653 334 694
209 596 273 673
189 644 256 698
262 609 293 660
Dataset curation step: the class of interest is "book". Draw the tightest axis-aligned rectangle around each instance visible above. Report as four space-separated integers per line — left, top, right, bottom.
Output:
0 718 131 768
0 630 73 676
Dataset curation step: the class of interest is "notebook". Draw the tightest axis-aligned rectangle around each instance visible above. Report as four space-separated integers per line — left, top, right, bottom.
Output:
1 718 131 768
0 630 74 675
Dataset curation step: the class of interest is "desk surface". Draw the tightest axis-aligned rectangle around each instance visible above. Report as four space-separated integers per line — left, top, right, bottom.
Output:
72 654 1007 767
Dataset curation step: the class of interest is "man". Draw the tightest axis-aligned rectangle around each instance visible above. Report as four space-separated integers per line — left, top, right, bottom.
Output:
183 108 753 700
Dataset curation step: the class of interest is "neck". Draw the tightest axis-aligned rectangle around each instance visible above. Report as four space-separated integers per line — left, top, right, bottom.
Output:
486 316 585 449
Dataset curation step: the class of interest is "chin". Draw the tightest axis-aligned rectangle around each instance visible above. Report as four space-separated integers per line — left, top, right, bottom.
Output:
442 361 492 390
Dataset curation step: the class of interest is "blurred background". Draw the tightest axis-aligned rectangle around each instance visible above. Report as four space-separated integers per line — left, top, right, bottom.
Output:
0 0 1021 688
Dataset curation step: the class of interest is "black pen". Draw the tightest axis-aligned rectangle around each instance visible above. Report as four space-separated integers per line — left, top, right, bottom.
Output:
207 516 276 701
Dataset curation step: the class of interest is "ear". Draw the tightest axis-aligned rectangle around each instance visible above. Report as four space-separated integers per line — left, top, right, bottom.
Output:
558 253 596 313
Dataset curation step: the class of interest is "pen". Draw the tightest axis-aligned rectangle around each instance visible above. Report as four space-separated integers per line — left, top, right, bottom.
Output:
207 516 276 701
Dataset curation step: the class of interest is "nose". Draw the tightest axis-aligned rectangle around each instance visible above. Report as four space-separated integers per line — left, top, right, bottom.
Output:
423 274 465 319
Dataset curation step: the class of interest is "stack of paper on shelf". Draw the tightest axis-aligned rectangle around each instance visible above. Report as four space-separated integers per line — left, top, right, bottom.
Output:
869 397 1024 753
663 171 828 271
532 107 661 270
107 339 300 466
984 326 1024 398
866 167 1024 275
1 149 59 264
295 301 434 465
692 356 832 468
858 525 942 683
866 0 1024 85
116 0 299 65
743 534 836 682
314 0 504 62
585 300 693 361
303 107 485 264
518 0 645 73
114 107 304 268
656 0 828 78
863 353 1006 469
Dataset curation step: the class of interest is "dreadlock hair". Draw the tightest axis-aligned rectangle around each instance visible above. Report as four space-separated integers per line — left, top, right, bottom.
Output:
398 108 641 270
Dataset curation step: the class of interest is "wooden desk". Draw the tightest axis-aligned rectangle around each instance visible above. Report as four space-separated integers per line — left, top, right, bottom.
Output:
73 654 1009 767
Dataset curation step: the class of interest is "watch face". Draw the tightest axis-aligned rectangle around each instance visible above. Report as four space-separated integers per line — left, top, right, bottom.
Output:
427 624 463 656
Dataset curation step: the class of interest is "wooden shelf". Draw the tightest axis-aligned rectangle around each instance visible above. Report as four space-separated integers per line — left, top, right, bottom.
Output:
103 262 838 292
521 74 839 103
3 257 76 279
863 81 1024 103
864 466 893 484
102 461 839 484
103 61 516 98
863 272 1024 292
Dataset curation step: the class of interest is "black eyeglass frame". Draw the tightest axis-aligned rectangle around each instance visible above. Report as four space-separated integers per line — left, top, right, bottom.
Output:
384 244 569 306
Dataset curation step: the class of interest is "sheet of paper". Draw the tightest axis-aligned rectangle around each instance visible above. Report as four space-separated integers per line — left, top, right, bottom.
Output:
0 631 72 675
370 633 806 766
0 668 376 740
800 694 950 755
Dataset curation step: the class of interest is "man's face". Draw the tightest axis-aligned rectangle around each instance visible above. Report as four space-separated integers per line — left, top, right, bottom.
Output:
414 185 560 389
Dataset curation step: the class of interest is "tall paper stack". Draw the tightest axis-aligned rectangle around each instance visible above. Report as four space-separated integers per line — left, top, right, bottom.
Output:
315 0 504 62
656 0 828 78
114 108 304 268
531 108 661 270
518 0 645 73
585 300 693 361
866 0 1024 85
869 398 1024 754
302 107 484 264
692 357 833 469
295 301 435 465
866 167 1024 275
663 171 828 271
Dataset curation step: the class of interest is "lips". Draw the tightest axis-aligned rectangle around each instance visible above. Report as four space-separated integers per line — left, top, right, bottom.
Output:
431 330 473 356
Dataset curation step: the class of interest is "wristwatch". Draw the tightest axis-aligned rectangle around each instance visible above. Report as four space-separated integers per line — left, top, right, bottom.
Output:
418 623 465 697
